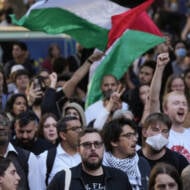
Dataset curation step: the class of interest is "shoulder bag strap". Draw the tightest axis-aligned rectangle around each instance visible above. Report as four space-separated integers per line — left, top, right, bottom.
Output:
64 168 71 190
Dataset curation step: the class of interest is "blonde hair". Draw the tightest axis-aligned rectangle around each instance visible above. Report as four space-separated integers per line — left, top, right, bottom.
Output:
162 91 187 111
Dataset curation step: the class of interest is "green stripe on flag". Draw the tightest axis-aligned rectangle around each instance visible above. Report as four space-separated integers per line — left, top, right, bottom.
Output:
11 8 109 51
86 29 165 107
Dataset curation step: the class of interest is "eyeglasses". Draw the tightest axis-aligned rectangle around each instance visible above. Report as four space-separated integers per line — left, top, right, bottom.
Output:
120 132 138 140
149 126 169 134
66 126 82 132
79 141 103 149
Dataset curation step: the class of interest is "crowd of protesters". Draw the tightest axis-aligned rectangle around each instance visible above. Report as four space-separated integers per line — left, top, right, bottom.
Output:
0 0 190 190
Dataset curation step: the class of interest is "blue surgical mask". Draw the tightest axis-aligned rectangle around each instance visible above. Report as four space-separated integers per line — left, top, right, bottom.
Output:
176 48 187 58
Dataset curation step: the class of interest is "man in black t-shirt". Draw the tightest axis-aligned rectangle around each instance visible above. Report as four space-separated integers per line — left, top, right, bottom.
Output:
48 128 132 190
138 112 188 174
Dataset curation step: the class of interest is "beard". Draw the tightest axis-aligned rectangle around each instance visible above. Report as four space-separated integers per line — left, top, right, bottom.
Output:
16 138 35 148
102 89 114 100
82 158 103 171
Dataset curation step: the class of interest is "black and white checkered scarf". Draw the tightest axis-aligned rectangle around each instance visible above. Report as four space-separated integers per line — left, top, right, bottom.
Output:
104 152 142 190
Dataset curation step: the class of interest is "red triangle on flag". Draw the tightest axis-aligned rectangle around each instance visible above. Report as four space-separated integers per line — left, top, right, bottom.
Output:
108 0 163 48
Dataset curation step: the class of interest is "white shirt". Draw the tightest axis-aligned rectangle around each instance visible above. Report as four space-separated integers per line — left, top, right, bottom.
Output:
85 100 128 124
5 143 41 190
168 128 190 162
38 143 81 190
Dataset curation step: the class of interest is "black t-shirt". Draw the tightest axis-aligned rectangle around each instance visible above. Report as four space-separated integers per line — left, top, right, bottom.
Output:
81 170 105 190
138 148 189 174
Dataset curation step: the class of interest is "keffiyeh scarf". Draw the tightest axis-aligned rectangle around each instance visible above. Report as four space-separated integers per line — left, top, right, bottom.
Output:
104 152 142 190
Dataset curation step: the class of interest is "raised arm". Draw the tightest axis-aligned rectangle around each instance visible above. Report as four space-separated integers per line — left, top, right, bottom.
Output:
149 52 170 113
181 16 190 41
140 52 170 124
63 51 103 97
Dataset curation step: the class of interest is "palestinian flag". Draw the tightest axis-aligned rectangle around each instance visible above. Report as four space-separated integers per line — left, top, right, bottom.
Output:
86 0 165 107
11 0 127 51
12 0 165 107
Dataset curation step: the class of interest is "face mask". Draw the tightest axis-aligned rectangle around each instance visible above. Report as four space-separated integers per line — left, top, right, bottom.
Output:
146 133 169 151
176 48 187 58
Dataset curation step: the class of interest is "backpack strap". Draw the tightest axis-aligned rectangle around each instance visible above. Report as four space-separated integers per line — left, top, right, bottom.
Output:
64 168 71 190
13 146 30 190
14 146 30 175
45 147 57 186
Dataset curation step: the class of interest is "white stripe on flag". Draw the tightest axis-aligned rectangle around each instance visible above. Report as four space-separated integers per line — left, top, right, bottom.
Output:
27 0 128 29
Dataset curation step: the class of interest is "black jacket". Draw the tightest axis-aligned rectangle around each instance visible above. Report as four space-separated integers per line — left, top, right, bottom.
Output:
47 163 132 190
41 87 66 118
138 156 150 190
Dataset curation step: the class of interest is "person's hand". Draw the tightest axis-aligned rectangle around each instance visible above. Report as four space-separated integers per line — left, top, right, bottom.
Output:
87 50 104 63
157 52 170 68
111 84 125 102
26 82 43 106
111 85 125 110
49 72 57 89
105 84 125 112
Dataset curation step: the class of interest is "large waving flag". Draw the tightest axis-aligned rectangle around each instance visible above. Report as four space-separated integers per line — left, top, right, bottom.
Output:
11 0 127 51
86 0 165 107
12 0 165 107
